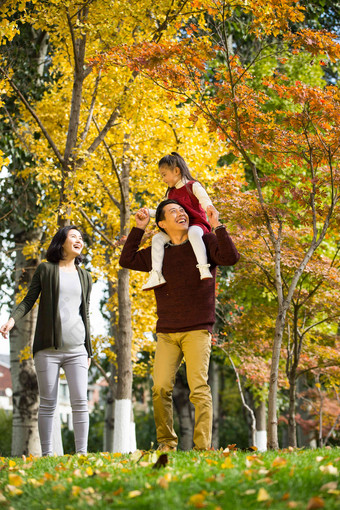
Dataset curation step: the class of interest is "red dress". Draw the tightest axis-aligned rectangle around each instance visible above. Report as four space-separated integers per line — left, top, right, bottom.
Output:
167 181 211 234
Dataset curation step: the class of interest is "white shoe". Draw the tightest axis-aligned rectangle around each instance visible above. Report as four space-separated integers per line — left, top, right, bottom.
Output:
142 269 166 291
196 263 213 280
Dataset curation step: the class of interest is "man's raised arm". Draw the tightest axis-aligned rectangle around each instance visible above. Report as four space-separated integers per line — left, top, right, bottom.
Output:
119 208 152 272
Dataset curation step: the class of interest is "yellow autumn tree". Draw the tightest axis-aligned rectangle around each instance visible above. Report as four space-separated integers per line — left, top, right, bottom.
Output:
1 0 228 452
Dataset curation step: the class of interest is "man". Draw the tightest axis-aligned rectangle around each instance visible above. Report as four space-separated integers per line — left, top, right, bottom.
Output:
119 199 240 451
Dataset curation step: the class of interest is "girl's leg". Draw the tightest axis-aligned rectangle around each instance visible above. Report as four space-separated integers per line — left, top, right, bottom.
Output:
188 226 212 279
142 231 170 291
62 352 89 454
34 351 61 456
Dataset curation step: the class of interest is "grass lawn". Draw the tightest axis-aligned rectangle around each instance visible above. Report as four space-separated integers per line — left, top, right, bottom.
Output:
0 447 339 509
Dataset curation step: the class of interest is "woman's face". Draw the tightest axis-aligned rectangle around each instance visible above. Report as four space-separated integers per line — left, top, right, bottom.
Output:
62 229 84 259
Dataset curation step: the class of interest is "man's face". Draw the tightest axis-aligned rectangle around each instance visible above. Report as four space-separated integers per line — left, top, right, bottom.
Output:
159 203 189 234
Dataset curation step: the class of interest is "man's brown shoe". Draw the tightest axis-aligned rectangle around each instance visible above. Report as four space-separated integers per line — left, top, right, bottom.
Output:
157 443 177 452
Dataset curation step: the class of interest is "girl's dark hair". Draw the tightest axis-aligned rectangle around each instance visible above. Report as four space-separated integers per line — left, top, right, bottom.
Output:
46 225 83 265
158 152 196 181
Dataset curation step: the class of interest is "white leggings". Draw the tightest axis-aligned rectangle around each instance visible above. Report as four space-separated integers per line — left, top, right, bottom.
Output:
151 225 208 273
34 349 89 456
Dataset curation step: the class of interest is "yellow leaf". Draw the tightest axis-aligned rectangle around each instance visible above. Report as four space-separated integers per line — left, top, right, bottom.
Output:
272 456 287 468
158 476 169 489
27 478 43 487
71 486 82 497
221 457 234 469
85 467 93 476
52 484 66 492
257 488 271 502
130 449 144 463
8 474 24 487
189 492 206 507
128 490 142 498
8 460 16 468
6 485 23 496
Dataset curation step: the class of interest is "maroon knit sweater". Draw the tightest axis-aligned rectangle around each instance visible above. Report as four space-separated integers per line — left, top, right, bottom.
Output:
119 226 240 334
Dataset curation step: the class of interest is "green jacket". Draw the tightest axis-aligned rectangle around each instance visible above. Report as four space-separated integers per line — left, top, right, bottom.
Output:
11 261 92 357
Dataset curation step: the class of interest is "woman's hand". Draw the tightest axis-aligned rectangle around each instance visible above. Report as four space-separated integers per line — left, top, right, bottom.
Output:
0 318 15 339
88 358 91 369
135 208 150 230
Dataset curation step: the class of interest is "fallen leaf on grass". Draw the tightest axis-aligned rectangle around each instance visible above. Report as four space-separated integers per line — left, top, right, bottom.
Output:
205 458 218 466
227 444 237 451
244 489 256 495
130 449 144 464
221 457 234 469
319 465 338 476
306 496 325 509
157 476 169 489
27 478 43 487
320 481 337 491
128 490 142 498
5 485 23 496
0 492 7 502
189 492 207 508
272 457 287 468
52 484 66 492
287 501 300 508
257 488 271 502
71 486 82 497
8 474 24 487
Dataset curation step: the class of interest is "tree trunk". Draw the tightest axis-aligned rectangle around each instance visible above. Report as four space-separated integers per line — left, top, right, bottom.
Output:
209 360 219 449
103 368 115 452
173 365 194 450
103 282 117 452
113 136 135 452
267 305 288 449
10 231 41 456
288 373 297 447
296 375 317 448
255 400 267 451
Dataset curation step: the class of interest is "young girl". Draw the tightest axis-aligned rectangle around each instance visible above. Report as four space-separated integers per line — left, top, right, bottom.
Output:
142 152 218 291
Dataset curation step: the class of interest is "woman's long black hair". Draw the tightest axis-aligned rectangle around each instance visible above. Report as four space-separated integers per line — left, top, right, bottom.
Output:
46 225 83 265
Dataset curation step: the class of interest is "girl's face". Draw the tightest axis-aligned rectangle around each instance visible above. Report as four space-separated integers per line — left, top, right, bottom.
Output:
62 229 84 260
159 164 181 188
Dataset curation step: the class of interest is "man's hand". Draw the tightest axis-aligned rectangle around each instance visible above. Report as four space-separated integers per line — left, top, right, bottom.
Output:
206 205 221 230
135 207 150 230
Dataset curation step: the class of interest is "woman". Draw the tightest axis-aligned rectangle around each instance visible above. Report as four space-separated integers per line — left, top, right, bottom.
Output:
0 226 92 456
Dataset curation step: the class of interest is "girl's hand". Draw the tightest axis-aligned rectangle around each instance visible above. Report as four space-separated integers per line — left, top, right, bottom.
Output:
0 318 15 339
135 208 150 230
206 205 221 229
88 358 91 369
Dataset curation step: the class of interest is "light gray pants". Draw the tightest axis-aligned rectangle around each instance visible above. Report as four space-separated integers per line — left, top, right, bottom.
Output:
34 349 89 456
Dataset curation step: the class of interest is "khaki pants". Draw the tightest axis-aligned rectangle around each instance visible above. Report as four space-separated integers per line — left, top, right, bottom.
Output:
152 330 212 450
